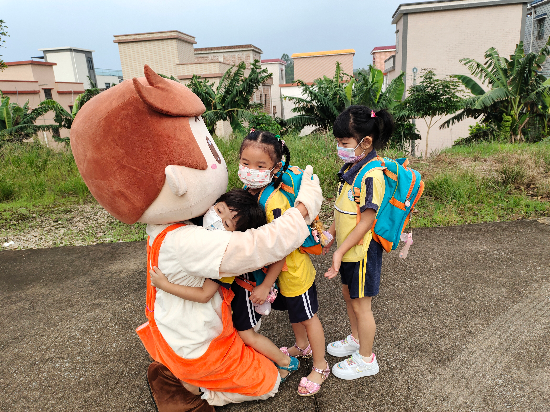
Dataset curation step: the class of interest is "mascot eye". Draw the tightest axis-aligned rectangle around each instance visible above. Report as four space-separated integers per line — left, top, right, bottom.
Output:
206 135 221 164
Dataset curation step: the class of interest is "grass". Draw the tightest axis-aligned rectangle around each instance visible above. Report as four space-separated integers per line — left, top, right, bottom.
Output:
1 136 549 246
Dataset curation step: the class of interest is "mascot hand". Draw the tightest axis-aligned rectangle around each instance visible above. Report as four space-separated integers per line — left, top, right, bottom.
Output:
295 165 323 225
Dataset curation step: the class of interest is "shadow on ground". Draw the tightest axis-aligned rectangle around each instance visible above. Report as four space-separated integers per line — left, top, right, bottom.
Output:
1 220 549 411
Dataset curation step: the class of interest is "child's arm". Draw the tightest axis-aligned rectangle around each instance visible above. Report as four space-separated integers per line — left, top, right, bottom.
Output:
249 258 286 305
324 208 376 279
322 221 336 255
149 266 219 304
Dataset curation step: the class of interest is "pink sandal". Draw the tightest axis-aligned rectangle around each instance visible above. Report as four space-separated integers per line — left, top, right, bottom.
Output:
297 361 330 396
280 343 312 358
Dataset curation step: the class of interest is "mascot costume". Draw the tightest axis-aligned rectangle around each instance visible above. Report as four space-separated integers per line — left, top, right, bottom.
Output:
70 65 322 411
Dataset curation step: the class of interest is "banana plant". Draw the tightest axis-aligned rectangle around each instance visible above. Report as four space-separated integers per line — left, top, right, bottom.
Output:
442 38 550 142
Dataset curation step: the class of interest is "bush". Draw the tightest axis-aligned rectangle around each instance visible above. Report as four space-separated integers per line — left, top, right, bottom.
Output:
453 122 499 146
247 111 281 135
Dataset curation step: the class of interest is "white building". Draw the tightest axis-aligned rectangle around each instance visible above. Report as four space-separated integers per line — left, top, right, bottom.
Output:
261 59 286 118
38 47 97 89
95 68 123 90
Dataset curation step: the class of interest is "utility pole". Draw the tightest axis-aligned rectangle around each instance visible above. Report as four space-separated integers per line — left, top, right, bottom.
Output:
411 67 418 157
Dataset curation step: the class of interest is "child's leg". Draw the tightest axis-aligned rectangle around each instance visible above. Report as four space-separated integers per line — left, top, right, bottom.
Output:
350 296 375 358
299 314 327 386
342 284 359 340
238 328 291 369
286 323 309 357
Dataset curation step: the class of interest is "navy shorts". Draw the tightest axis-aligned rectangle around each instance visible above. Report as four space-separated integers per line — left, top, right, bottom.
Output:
340 239 383 299
271 282 319 324
230 274 261 331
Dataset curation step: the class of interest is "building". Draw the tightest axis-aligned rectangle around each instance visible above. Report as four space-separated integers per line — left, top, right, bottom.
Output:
261 59 286 118
0 60 85 146
387 0 530 155
291 49 354 83
95 68 123 90
371 45 396 73
38 47 97 89
524 0 550 76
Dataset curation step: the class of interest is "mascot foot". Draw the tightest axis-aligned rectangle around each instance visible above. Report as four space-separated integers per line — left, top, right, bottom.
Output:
147 362 215 412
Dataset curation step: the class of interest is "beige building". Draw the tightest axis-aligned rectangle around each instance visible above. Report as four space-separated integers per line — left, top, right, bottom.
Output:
371 45 396 73
387 0 530 155
292 49 354 83
261 59 286 118
0 60 85 146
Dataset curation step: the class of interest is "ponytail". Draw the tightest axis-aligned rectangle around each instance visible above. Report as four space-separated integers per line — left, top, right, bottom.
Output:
333 105 395 150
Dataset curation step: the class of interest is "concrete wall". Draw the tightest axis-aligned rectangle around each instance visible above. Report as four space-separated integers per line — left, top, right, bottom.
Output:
293 52 354 83
261 61 286 117
372 50 395 72
524 2 550 77
96 75 121 89
388 3 526 155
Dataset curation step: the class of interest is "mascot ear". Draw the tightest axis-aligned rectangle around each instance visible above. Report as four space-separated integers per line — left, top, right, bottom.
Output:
132 65 205 117
165 165 188 196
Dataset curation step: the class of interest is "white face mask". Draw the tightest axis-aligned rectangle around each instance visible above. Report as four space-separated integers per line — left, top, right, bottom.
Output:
238 164 274 189
202 206 226 231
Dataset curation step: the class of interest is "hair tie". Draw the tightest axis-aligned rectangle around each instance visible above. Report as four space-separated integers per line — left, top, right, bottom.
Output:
371 110 376 118
275 135 286 147
250 128 255 133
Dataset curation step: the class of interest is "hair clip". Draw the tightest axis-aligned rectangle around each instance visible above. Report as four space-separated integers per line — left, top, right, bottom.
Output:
371 110 376 118
275 134 280 139
250 128 256 133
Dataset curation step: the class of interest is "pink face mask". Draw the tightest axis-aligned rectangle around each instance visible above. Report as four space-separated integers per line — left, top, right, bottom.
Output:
238 164 274 189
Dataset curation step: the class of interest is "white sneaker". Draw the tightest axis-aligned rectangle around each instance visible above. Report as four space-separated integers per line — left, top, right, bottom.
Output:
326 335 360 357
332 351 379 380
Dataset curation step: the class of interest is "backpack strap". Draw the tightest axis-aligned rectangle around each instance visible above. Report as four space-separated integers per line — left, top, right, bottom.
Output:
234 276 256 293
351 157 386 222
146 223 186 318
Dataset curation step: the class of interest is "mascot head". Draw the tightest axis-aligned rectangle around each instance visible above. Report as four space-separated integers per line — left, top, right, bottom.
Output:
70 64 228 224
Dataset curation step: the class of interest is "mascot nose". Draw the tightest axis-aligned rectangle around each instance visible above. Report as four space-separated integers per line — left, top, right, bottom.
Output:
165 165 188 196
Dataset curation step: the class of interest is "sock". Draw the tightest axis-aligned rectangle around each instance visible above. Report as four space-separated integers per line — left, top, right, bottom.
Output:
361 353 375 363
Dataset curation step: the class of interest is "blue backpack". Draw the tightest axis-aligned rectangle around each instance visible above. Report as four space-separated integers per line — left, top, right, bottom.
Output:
249 164 325 286
352 157 424 252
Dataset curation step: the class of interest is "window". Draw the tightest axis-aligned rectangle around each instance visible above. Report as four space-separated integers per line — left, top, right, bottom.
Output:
105 83 111 89
86 56 94 73
43 89 52 100
536 18 546 40
68 105 73 113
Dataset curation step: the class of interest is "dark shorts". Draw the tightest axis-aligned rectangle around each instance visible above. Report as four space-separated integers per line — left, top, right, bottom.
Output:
271 282 319 324
230 274 261 331
340 239 383 299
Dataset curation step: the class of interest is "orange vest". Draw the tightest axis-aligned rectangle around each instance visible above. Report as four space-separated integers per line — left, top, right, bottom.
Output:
136 224 278 396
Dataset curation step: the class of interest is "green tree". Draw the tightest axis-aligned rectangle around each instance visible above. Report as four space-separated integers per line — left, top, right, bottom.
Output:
285 62 351 132
282 53 294 84
0 94 72 144
70 77 101 117
403 70 463 156
442 39 550 142
187 60 272 135
0 19 8 71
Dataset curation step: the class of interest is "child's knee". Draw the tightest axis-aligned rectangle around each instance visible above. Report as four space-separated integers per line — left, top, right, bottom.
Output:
238 328 258 346
350 296 372 312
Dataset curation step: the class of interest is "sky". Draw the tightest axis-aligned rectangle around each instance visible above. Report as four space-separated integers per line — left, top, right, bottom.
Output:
0 0 405 71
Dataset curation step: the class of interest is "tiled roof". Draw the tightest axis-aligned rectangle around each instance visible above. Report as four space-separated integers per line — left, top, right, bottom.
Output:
292 49 355 58
5 60 56 66
371 46 396 54
194 44 263 53
261 59 286 64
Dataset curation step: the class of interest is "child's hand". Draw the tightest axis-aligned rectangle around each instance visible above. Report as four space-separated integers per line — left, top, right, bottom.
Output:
322 237 335 255
250 284 270 305
150 266 169 289
324 251 343 279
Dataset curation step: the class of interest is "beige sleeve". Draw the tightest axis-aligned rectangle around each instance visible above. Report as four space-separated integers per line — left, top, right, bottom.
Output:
219 208 310 276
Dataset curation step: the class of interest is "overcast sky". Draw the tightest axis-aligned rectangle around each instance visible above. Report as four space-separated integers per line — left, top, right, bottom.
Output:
1 0 405 71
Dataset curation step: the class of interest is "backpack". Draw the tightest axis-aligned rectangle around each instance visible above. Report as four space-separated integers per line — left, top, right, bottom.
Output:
258 163 324 256
251 163 326 286
351 156 424 253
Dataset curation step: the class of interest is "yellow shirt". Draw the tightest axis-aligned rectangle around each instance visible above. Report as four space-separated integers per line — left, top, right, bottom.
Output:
263 188 316 297
334 164 385 262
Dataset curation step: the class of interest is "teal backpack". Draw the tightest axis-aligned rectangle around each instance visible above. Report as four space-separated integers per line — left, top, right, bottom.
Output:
351 156 424 252
250 163 326 285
